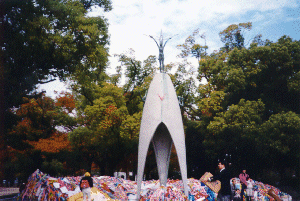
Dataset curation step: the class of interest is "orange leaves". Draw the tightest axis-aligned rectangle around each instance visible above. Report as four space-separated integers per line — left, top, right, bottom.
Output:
106 105 120 123
99 105 120 130
10 94 57 141
105 105 117 115
99 119 113 130
15 95 54 120
201 109 213 117
28 132 71 153
55 92 75 113
18 117 32 129
11 93 77 148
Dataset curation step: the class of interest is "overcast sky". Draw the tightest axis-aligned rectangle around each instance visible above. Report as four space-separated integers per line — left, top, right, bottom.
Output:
38 0 300 97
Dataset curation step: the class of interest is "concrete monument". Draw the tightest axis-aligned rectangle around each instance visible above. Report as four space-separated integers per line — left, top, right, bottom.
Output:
136 32 188 199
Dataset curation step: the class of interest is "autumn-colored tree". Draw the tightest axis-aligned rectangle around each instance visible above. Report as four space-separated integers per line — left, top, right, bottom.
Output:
27 132 71 153
6 93 79 180
8 95 56 149
2 0 112 181
54 91 78 132
6 94 56 181
69 82 141 175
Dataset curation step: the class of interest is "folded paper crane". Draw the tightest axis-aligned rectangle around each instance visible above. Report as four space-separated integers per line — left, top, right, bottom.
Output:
136 72 188 199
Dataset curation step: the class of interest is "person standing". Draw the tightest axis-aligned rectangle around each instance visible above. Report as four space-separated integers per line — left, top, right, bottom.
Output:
80 172 93 201
231 179 242 201
245 178 254 201
206 161 232 201
239 169 249 200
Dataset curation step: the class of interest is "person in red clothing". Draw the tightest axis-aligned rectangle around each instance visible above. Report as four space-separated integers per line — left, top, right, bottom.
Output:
239 169 249 200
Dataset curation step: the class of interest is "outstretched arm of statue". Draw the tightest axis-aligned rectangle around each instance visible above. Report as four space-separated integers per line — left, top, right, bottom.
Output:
163 37 172 48
149 35 160 48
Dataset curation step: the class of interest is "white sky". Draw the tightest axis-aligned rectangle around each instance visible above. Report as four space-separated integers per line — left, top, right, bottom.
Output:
38 0 300 98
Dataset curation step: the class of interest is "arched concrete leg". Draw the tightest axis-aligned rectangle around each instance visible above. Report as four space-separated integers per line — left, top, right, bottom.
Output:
172 132 188 196
136 124 157 199
136 73 189 199
136 140 149 199
152 123 173 186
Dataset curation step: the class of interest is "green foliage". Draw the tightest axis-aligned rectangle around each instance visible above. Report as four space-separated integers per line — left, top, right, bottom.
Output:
2 0 110 110
114 50 157 115
79 0 112 10
198 51 227 87
42 159 64 177
171 60 198 120
70 83 127 146
258 111 300 156
199 36 300 115
177 29 208 61
219 22 252 51
115 49 157 93
68 82 141 175
208 99 265 138
196 32 300 186
120 112 142 141
197 89 226 120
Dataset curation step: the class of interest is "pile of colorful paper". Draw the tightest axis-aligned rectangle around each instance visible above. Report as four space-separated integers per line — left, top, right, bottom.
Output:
252 180 292 201
19 169 291 201
231 178 292 201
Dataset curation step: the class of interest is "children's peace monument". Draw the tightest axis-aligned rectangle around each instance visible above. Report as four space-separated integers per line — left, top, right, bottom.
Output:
136 32 189 199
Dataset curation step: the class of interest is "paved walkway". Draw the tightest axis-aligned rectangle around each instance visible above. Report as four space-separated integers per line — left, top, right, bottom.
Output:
0 188 19 197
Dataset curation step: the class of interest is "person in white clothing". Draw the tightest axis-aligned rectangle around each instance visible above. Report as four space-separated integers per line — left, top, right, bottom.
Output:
245 177 254 201
80 172 93 201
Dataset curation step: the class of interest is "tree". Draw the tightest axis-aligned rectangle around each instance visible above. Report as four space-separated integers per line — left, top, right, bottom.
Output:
196 33 300 186
2 0 111 110
199 36 300 115
175 31 210 121
1 0 111 179
170 60 198 121
228 36 300 115
206 99 265 172
6 92 80 180
114 49 157 115
219 22 252 51
7 95 57 149
257 111 300 183
177 29 208 61
28 132 71 154
80 0 112 10
54 91 78 132
69 82 140 175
